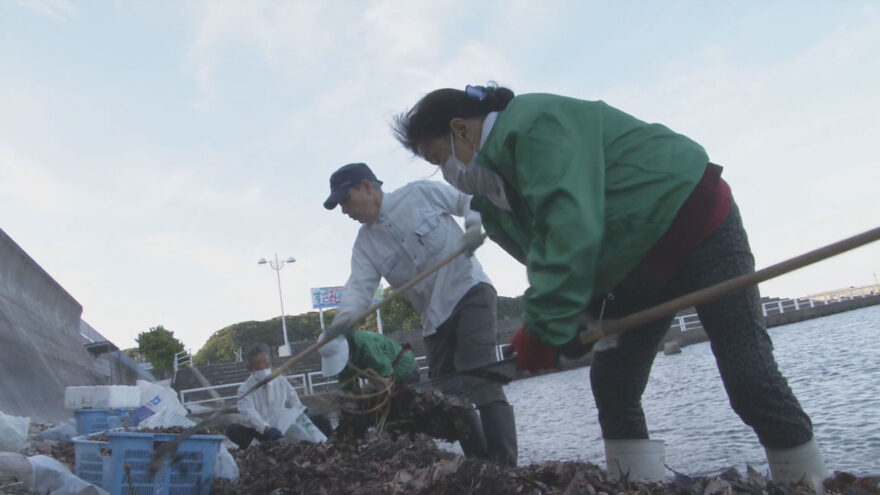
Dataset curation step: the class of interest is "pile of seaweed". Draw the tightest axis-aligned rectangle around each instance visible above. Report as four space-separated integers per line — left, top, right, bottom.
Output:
335 387 472 443
214 431 879 494
214 380 879 494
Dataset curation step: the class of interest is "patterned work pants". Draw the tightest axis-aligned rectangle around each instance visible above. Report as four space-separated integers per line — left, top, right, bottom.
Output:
590 203 814 449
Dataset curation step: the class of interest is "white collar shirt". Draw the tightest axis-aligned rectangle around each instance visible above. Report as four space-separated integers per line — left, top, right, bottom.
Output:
337 180 491 336
236 372 302 433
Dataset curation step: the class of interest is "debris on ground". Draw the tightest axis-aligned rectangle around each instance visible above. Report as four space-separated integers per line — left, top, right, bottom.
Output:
823 471 880 495
213 430 879 494
336 387 472 443
4 417 879 494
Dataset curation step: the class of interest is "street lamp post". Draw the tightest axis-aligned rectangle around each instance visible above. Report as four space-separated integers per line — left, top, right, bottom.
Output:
258 253 296 357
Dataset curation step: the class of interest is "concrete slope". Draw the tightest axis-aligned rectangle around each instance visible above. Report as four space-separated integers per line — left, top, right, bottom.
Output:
0 228 105 421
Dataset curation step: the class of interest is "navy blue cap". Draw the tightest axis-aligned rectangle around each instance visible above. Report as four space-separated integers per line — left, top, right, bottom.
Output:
323 163 382 210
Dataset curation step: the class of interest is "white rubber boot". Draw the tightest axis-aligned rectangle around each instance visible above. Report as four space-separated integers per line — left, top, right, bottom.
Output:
765 438 829 493
604 439 666 482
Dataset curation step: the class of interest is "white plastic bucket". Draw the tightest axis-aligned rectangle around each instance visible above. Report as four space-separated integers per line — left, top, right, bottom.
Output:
604 439 666 482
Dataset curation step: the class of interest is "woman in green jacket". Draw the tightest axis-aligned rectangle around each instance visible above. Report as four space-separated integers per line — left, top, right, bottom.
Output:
392 84 827 487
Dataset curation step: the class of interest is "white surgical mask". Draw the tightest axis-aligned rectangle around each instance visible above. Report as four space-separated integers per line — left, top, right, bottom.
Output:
253 368 272 380
443 131 511 211
441 131 475 190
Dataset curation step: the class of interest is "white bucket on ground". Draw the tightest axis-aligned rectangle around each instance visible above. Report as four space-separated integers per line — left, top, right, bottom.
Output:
604 439 666 482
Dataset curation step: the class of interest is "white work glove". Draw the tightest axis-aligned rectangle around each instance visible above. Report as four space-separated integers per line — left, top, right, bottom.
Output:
462 221 484 256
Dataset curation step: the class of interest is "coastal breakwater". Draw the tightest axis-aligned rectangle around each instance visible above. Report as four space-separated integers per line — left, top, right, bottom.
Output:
663 293 880 349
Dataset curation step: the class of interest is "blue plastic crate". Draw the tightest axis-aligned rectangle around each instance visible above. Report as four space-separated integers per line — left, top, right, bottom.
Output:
74 408 137 435
72 435 112 490
107 431 223 495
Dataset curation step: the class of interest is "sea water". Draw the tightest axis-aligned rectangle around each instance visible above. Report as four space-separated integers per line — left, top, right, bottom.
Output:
505 305 880 475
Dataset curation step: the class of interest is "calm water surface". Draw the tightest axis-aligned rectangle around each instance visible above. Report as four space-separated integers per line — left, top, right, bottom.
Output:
504 305 880 475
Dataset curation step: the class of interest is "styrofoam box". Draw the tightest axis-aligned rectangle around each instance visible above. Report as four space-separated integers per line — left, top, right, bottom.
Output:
64 386 141 410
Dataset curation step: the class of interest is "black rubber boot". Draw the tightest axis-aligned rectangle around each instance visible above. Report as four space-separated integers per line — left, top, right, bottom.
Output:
309 414 335 438
479 401 518 467
459 407 488 459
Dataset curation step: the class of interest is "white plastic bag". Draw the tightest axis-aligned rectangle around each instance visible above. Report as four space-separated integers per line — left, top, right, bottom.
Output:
136 408 195 430
273 404 307 435
214 446 239 482
0 452 32 482
36 419 77 443
0 411 30 452
274 406 326 444
28 455 109 495
125 379 192 426
135 380 189 417
286 413 327 444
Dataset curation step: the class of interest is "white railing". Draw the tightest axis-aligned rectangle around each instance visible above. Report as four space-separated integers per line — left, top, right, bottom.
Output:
672 288 878 331
172 350 194 382
307 371 338 395
415 355 430 373
178 345 507 406
758 291 875 317
671 312 704 333
179 373 311 407
496 343 510 361
173 351 193 373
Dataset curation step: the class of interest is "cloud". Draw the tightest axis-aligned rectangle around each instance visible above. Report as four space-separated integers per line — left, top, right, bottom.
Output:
182 2 350 110
14 0 75 22
596 14 879 297
0 144 72 213
176 0 879 308
5 0 877 352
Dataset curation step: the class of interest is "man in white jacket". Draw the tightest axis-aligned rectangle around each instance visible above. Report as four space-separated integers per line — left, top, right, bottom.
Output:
323 162 517 466
225 343 302 449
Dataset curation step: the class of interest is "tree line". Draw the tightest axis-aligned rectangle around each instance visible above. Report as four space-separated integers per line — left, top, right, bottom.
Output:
192 294 524 366
128 294 523 370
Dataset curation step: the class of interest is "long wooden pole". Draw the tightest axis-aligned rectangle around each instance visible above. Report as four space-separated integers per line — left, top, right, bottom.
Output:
580 225 880 345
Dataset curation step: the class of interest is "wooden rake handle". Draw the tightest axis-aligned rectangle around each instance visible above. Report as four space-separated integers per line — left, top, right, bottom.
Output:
580 225 880 345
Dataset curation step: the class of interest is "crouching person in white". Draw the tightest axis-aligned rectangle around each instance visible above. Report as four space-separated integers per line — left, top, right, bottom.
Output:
225 343 326 448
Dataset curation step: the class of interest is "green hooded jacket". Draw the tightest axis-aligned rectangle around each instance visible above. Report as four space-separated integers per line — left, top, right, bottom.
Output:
471 93 709 346
337 331 416 393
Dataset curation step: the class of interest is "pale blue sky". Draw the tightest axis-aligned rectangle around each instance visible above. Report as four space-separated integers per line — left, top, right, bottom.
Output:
1 1 878 352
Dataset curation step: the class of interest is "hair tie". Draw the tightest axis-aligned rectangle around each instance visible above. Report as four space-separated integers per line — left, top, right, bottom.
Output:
465 84 491 102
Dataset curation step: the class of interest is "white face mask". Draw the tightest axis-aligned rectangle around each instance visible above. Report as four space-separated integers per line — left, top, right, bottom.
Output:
253 368 272 380
442 131 511 211
442 131 477 192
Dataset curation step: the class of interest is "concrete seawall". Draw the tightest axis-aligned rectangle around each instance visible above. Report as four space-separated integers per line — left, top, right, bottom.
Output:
0 228 105 421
